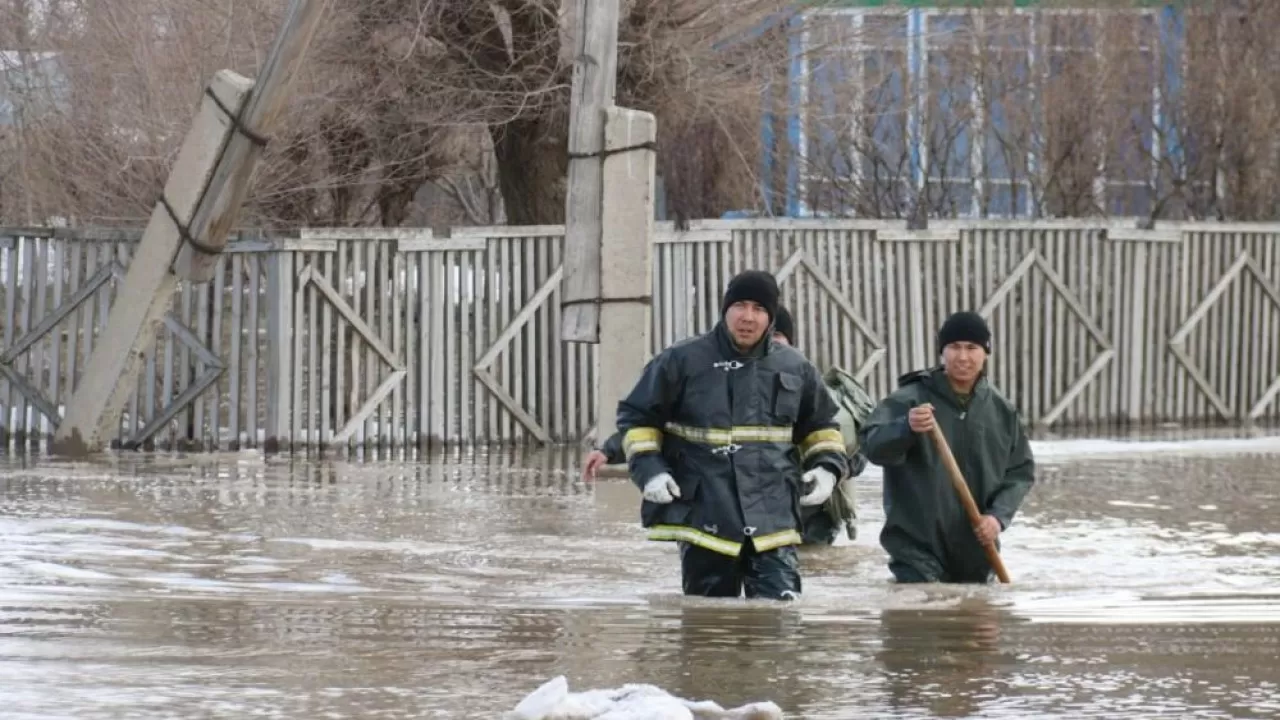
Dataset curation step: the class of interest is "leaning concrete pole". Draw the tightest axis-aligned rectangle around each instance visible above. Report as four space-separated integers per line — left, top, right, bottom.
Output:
51 0 331 456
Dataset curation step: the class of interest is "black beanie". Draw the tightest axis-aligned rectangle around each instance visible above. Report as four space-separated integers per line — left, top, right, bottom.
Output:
938 311 991 354
773 305 795 345
721 270 780 320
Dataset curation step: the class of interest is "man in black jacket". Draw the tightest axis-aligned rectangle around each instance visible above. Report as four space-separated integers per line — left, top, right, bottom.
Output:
585 305 869 546
614 270 848 600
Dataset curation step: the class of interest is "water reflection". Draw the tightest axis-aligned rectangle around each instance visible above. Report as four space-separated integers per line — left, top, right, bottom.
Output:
877 601 1007 718
667 604 809 710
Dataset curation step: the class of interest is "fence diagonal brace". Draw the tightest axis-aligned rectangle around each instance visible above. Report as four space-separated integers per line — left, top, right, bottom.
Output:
162 313 225 370
120 368 223 449
0 364 62 429
0 262 121 364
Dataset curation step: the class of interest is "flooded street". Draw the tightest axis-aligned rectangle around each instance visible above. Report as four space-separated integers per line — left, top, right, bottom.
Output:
3 437 1280 719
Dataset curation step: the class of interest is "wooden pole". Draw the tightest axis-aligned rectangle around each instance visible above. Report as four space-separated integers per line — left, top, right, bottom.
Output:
928 425 1012 584
560 0 620 343
51 0 331 456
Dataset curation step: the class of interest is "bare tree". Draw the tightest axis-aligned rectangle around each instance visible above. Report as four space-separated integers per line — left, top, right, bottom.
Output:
788 1 1280 224
1 0 785 228
17 1 1280 228
791 9 914 218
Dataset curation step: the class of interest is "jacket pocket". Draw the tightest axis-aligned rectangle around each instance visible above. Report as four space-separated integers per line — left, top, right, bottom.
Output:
773 372 803 423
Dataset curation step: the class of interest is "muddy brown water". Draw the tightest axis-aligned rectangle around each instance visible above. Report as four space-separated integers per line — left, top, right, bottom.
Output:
2 441 1279 719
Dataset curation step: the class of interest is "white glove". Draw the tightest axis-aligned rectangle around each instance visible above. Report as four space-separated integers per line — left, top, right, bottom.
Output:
799 467 836 506
642 473 681 504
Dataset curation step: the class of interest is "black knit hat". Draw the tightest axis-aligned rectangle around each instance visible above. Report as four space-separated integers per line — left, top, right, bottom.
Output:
773 305 795 345
721 270 780 320
938 311 991 354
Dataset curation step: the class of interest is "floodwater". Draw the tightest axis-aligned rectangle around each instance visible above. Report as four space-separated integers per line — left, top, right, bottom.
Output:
2 435 1280 719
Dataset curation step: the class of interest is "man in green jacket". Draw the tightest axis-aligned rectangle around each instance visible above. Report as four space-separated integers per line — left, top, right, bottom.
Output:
857 311 1036 584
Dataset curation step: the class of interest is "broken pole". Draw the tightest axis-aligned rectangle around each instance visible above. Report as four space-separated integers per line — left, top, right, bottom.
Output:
51 0 331 456
560 0 620 343
172 0 332 283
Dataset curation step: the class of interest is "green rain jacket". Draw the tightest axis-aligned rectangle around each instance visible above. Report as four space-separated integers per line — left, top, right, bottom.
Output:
857 367 1036 582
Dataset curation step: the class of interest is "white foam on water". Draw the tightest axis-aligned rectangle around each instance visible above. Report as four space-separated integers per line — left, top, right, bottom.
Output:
851 433 1280 481
266 537 463 557
16 560 116 582
19 518 213 538
1013 590 1280 624
130 573 252 593
1106 500 1171 510
252 580 369 594
221 564 288 575
1028 434 1280 459
1213 532 1280 547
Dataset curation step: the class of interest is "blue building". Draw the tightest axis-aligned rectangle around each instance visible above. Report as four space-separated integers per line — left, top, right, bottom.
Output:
765 2 1188 220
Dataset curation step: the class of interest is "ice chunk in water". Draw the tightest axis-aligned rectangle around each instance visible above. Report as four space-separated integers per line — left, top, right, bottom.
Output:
504 676 784 720
507 675 568 719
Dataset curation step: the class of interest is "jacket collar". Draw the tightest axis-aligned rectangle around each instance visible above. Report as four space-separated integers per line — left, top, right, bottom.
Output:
901 365 990 412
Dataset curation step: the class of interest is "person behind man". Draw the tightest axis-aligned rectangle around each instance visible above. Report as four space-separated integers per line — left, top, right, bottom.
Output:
582 305 871 546
614 271 848 600
857 311 1035 584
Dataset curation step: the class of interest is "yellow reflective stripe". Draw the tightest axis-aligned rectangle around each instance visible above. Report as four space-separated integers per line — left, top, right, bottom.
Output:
731 426 794 442
664 423 792 445
647 524 742 557
752 529 803 552
663 423 730 444
800 428 844 461
627 441 660 456
623 427 663 460
803 441 846 460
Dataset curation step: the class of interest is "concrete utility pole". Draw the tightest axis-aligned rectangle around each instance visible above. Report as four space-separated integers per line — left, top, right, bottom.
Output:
51 0 331 456
558 0 656 445
560 0 620 343
593 107 656 444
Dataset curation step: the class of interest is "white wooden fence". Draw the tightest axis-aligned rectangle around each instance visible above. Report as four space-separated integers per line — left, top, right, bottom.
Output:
0 219 1277 451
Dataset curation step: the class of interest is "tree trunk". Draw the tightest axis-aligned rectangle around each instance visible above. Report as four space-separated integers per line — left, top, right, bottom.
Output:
491 117 569 225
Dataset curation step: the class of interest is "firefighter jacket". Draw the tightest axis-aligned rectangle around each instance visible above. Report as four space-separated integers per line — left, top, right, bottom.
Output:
615 322 848 557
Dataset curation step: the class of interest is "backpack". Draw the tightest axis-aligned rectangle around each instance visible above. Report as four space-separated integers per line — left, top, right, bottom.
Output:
822 366 876 457
818 366 877 542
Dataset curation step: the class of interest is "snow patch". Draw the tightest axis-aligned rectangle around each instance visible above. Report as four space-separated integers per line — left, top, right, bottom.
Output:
504 676 784 720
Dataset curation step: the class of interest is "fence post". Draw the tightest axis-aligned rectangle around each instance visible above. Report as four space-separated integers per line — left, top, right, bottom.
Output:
265 248 294 451
906 241 929 369
1109 228 1180 424
1125 242 1149 423
877 228 959 374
